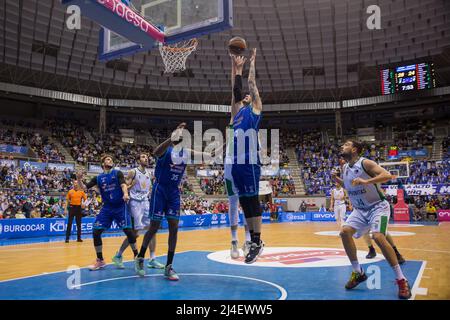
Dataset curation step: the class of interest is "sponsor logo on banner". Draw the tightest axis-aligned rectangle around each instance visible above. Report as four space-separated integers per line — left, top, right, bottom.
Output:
438 210 450 222
194 216 207 226
2 223 46 234
19 161 47 171
383 184 449 196
47 163 75 171
281 212 309 222
220 214 227 225
50 220 65 232
211 214 219 225
0 223 2 235
178 219 184 227
207 247 384 268
312 213 335 221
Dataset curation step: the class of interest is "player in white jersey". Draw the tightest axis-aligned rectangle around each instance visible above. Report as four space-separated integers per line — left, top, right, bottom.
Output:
332 167 406 263
329 181 349 228
226 55 251 259
332 140 411 299
112 153 164 269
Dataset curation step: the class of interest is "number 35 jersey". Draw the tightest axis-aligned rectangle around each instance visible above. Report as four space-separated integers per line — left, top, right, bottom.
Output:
153 146 187 189
342 157 386 210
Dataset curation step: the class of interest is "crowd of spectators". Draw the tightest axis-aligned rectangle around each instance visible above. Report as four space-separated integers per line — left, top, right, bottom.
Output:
181 196 228 215
268 175 296 196
199 172 225 195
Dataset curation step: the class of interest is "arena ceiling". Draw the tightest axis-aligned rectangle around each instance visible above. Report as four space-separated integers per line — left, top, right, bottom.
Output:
1 0 450 105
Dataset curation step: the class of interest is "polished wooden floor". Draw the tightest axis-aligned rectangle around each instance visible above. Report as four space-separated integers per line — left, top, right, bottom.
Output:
1 222 449 299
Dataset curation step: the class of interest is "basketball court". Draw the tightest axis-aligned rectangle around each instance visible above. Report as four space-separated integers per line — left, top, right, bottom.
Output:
1 221 448 300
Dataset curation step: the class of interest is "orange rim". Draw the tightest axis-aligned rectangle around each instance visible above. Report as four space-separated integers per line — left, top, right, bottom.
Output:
161 39 198 52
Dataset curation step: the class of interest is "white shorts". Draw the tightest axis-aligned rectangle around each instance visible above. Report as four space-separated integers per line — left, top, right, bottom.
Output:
224 163 239 197
334 205 346 224
343 200 390 239
128 199 150 230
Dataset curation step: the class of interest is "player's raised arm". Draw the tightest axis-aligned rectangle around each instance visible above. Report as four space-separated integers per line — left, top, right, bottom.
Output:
232 55 247 116
248 48 262 114
352 159 393 186
153 122 186 158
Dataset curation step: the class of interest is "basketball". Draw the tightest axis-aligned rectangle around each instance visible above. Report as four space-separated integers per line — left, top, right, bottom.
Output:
228 36 247 55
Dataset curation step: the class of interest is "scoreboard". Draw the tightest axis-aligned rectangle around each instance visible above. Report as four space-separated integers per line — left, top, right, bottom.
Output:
381 62 435 95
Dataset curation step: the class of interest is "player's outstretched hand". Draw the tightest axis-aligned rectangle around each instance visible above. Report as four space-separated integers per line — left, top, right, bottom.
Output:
233 55 246 71
171 122 186 142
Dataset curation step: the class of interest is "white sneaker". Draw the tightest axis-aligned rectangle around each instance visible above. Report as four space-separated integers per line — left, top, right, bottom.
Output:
230 240 239 259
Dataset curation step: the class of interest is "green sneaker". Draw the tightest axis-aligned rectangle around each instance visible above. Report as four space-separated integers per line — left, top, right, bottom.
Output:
164 264 179 281
112 253 125 269
135 257 145 277
147 259 165 269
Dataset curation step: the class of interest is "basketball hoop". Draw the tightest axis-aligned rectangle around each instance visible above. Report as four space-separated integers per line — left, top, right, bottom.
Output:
159 39 198 73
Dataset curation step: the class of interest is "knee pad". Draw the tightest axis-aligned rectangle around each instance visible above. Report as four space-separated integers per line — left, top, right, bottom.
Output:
93 229 103 247
123 228 136 244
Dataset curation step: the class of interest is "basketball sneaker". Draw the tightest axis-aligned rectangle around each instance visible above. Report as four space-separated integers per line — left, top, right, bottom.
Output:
112 253 125 269
244 241 263 264
366 247 376 259
135 257 145 277
164 264 179 281
345 269 368 289
242 241 252 257
396 278 412 299
147 259 165 269
230 240 239 259
89 258 106 271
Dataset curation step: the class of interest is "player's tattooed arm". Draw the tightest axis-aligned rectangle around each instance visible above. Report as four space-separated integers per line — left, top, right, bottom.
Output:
352 159 393 186
154 123 187 158
125 169 136 189
248 48 262 114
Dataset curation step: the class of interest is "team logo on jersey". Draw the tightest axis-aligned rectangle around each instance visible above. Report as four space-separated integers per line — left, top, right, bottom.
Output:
207 247 384 268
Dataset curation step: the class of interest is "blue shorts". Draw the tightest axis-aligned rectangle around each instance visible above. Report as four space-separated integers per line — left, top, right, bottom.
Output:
94 203 132 230
149 183 181 221
231 164 261 197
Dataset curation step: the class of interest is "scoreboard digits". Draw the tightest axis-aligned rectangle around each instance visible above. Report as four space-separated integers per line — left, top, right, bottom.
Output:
381 62 435 95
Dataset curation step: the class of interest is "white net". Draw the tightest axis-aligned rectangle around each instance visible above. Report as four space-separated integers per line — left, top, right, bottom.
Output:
159 39 198 73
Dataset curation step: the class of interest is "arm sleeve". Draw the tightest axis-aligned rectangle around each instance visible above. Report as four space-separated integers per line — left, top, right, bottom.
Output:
233 75 243 102
117 171 126 185
85 177 98 189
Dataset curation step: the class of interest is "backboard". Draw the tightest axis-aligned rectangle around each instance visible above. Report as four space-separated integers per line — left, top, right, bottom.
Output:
62 0 233 61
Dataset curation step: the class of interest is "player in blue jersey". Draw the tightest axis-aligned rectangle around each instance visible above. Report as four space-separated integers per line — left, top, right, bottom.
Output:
230 49 265 264
135 123 220 280
134 123 189 281
76 154 138 271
